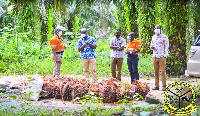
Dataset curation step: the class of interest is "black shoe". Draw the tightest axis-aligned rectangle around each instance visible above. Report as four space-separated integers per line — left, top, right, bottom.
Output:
162 86 166 91
152 87 159 90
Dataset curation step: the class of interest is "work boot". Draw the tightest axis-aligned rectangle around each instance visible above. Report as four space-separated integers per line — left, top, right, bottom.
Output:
152 87 159 90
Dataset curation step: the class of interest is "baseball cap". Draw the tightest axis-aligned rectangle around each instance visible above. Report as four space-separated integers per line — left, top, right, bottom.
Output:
54 26 66 33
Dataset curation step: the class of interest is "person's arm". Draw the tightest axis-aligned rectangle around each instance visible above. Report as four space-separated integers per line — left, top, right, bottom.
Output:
164 37 169 57
64 46 67 49
125 49 140 54
77 39 86 52
110 44 119 50
78 43 87 51
117 38 126 51
150 39 155 50
117 46 125 50
52 49 61 63
131 50 140 54
125 50 129 54
50 39 61 63
87 42 97 49
109 38 119 50
133 41 141 54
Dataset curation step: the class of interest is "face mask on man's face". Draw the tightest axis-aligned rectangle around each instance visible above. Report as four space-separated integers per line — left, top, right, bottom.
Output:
127 36 131 40
57 31 62 37
81 33 87 38
115 35 120 38
154 29 161 34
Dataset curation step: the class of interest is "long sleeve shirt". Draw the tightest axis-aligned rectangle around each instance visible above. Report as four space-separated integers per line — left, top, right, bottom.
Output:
150 33 169 58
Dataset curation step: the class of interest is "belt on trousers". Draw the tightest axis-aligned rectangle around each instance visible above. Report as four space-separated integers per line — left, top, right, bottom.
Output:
128 55 138 58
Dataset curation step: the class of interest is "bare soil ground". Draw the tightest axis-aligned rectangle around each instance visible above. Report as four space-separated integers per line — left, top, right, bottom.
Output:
1 74 199 110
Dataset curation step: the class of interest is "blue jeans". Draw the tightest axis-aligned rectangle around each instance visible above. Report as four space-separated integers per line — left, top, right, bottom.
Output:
127 57 139 84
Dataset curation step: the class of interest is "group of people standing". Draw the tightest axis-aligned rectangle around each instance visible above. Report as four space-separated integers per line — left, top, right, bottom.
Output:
50 25 169 91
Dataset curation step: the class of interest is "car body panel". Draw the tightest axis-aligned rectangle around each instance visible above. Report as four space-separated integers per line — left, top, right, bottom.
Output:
186 35 200 77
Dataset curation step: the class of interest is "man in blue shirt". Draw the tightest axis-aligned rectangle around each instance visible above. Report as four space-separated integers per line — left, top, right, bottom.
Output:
77 29 97 80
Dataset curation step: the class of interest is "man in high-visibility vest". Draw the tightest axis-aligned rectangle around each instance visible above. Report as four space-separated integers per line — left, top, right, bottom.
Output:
50 26 67 77
125 32 141 84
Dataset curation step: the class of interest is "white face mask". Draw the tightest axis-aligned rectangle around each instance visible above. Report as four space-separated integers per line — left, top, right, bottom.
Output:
127 36 131 40
57 31 62 37
81 33 87 38
154 29 161 34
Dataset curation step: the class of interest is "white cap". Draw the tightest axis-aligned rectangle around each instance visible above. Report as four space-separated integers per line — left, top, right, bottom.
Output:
54 26 66 33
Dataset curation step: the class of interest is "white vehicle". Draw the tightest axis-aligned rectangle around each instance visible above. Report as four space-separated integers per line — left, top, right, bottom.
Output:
186 31 200 77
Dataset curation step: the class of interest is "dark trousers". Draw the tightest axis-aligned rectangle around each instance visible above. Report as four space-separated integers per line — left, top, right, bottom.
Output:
127 57 139 84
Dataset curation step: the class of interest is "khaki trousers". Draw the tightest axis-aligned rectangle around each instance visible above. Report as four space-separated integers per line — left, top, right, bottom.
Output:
111 57 124 81
51 53 63 77
82 58 97 80
152 57 166 87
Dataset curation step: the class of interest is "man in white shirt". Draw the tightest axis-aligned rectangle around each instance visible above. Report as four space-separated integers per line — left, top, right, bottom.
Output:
150 25 169 91
109 29 126 81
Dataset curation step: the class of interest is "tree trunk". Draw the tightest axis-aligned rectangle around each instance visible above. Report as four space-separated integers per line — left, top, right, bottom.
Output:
161 0 189 75
136 0 155 54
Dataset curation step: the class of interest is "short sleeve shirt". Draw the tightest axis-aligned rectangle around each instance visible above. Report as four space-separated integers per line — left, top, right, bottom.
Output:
77 36 97 59
110 37 126 58
50 35 64 53
127 39 141 57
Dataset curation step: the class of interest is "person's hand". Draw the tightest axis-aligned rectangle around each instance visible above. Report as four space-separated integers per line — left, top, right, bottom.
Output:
56 61 62 64
56 57 61 64
84 41 90 46
83 42 87 46
85 41 90 45
164 51 168 57
64 46 67 49
125 51 130 54
117 47 122 51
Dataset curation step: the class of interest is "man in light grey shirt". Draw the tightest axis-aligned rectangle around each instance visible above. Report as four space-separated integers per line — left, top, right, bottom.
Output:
109 29 126 81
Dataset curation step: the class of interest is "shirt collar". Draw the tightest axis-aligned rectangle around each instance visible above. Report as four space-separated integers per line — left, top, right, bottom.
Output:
82 36 89 40
130 38 136 43
115 36 121 40
155 33 163 37
54 34 61 39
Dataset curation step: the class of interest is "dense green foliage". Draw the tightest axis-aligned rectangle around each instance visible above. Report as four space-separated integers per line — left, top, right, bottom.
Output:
1 1 200 115
135 0 155 54
0 0 200 76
